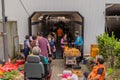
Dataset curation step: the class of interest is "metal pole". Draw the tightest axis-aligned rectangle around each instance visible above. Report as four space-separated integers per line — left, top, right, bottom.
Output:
1 0 8 62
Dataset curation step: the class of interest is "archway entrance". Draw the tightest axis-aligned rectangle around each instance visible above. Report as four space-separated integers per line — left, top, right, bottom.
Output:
28 11 84 58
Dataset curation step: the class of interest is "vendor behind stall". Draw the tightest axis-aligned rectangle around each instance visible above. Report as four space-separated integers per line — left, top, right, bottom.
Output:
74 31 83 50
73 31 83 64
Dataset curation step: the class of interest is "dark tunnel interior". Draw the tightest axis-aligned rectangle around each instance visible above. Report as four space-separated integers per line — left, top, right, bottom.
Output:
106 4 120 39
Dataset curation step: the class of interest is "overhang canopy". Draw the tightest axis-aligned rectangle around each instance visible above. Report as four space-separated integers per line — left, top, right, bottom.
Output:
30 11 83 25
106 4 120 16
106 4 120 39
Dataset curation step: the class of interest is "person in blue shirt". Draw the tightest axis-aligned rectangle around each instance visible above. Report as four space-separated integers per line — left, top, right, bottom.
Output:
74 31 83 49
24 35 31 59
74 31 83 65
47 34 56 60
74 34 83 46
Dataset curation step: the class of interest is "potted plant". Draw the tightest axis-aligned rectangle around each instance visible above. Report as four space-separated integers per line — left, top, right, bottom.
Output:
97 32 118 68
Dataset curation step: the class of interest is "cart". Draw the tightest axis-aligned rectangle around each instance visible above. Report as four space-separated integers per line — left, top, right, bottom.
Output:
64 47 81 68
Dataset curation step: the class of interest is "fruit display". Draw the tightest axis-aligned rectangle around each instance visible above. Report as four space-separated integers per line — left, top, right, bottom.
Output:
0 61 24 80
64 46 80 57
0 62 18 72
0 70 4 78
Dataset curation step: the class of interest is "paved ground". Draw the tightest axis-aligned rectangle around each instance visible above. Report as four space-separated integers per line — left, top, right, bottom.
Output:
51 59 89 80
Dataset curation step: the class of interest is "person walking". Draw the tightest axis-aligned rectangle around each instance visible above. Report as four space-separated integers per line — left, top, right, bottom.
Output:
37 32 51 58
47 34 56 59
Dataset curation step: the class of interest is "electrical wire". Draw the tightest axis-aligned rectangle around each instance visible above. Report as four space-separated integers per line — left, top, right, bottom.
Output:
18 0 30 16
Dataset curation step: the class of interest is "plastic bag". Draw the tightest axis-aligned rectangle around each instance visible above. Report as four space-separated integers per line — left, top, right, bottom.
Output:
72 74 78 80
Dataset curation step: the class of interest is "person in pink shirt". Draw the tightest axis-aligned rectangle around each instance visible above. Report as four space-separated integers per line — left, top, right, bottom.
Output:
37 32 51 58
60 34 68 58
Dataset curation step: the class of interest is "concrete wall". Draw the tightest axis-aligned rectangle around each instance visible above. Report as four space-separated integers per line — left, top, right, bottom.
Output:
0 0 119 54
0 21 19 61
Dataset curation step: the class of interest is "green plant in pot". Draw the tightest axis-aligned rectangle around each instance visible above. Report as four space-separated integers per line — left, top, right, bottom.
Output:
97 32 118 68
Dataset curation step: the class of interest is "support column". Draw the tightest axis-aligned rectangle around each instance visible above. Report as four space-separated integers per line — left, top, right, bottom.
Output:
1 0 8 62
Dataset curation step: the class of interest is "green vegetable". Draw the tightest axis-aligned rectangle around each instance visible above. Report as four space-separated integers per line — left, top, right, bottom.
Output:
4 74 14 80
10 70 18 75
3 70 19 80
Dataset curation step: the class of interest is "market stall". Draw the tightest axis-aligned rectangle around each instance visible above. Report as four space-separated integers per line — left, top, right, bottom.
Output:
28 11 84 59
64 46 81 67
